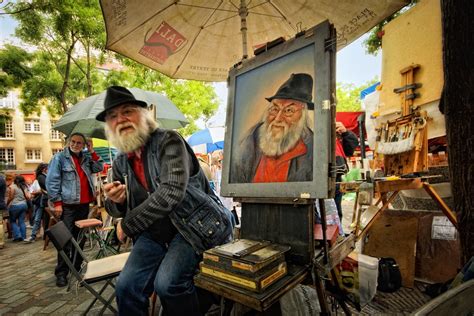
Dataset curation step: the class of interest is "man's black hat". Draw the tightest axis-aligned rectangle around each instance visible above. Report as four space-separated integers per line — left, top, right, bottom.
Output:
96 86 147 122
266 73 314 109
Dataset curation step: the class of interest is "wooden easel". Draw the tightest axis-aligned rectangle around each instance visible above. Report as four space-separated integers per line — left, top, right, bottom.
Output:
194 198 355 315
354 178 458 243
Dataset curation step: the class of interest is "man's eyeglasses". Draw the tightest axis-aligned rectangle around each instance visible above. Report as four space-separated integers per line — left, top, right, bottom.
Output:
268 105 303 117
105 105 139 121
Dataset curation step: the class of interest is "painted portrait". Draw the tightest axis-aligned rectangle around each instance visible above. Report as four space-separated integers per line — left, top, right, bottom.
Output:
221 21 335 199
230 51 315 184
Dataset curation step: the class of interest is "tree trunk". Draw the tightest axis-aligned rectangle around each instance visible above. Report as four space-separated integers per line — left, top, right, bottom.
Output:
440 0 474 264
60 34 77 114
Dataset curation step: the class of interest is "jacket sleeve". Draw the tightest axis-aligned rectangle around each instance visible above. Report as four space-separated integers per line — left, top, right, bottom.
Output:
46 154 62 203
341 131 359 157
121 131 191 238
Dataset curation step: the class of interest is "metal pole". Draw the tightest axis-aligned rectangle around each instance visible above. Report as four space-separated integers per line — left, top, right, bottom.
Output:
239 0 248 59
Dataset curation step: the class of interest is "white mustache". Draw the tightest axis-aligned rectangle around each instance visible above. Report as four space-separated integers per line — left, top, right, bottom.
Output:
116 122 136 133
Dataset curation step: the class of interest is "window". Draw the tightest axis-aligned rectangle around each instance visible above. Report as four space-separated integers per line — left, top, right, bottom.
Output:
26 149 42 162
52 148 63 156
24 118 41 132
0 148 15 165
0 91 19 109
0 118 14 138
50 121 63 140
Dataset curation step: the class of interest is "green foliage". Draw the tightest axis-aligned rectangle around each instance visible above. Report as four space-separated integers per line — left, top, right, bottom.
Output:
336 77 379 112
6 0 105 114
0 45 33 97
3 1 219 134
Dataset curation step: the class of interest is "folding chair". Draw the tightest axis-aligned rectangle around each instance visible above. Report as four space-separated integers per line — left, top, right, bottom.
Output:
46 221 130 315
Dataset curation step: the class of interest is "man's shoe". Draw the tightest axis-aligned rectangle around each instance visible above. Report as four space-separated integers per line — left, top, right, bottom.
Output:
56 275 67 287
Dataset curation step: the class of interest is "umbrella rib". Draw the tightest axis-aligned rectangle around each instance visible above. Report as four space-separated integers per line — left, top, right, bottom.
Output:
178 3 237 13
108 2 175 48
172 1 227 77
204 13 239 29
266 0 297 33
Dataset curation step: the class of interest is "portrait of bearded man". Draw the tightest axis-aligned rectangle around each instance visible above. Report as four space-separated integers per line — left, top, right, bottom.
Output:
230 73 314 183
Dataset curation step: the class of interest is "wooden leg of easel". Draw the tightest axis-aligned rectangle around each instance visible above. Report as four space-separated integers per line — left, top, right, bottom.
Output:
354 203 363 237
357 191 400 241
329 269 352 315
350 191 359 225
422 183 458 229
312 266 330 315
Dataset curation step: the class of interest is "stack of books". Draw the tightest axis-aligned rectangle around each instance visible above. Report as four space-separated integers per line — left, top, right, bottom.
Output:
199 239 290 292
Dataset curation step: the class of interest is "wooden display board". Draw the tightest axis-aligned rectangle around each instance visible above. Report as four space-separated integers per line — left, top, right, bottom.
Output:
362 210 418 288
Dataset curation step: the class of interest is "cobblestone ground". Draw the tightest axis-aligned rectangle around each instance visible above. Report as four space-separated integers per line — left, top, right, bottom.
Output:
0 201 431 315
0 228 122 316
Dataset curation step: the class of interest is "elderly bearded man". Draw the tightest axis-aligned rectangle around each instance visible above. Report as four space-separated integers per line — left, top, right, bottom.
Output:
231 73 314 183
98 86 233 316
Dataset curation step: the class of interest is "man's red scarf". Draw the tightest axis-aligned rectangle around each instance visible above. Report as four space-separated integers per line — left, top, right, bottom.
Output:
253 140 307 183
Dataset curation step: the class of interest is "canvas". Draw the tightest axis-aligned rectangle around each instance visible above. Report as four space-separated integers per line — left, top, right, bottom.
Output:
221 21 336 199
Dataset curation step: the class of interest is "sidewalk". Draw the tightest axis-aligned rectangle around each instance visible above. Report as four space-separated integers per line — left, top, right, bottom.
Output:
0 229 117 315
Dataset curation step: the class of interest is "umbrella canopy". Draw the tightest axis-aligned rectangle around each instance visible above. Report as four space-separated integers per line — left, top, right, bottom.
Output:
187 127 225 154
53 87 188 139
100 0 409 81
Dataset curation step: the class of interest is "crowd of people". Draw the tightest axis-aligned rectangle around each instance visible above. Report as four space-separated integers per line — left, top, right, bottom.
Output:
0 84 357 315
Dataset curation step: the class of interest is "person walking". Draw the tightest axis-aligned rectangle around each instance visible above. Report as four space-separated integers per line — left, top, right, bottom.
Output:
46 133 104 287
6 175 31 242
26 163 48 243
0 173 7 249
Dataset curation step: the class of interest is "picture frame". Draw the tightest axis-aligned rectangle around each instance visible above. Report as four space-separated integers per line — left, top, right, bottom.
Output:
221 21 336 199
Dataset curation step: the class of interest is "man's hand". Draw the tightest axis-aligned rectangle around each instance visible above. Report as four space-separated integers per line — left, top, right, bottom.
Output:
104 181 126 204
116 220 127 243
53 204 63 219
335 121 347 135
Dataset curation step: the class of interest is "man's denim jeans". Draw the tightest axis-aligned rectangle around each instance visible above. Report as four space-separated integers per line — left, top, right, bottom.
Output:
30 204 44 239
9 203 27 240
116 232 202 316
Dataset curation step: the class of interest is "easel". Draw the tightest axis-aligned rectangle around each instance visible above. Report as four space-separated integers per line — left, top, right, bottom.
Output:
354 178 458 242
194 198 356 315
355 64 458 240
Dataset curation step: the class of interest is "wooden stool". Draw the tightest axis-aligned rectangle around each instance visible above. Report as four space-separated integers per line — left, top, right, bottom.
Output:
75 218 103 249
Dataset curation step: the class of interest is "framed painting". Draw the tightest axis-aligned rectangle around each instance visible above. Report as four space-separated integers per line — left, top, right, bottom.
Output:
221 21 336 199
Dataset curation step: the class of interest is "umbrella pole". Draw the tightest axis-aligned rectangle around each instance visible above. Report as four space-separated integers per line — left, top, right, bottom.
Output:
239 0 249 59
108 145 113 165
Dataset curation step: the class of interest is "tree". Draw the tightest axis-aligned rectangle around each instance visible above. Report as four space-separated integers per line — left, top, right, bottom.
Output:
440 0 474 264
2 1 220 135
0 44 33 97
336 78 379 112
5 0 105 114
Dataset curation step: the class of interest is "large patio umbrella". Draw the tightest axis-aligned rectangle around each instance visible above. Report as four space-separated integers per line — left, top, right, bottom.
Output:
53 88 188 139
100 0 409 81
187 127 225 154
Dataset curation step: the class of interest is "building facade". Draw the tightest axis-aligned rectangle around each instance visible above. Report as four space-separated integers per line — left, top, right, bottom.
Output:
0 90 64 172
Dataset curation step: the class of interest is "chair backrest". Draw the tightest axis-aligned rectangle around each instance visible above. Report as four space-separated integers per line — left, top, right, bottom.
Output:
46 221 73 251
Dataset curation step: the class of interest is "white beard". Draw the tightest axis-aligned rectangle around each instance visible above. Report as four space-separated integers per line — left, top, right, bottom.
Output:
105 111 156 153
258 110 308 157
